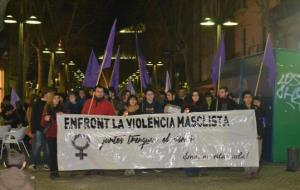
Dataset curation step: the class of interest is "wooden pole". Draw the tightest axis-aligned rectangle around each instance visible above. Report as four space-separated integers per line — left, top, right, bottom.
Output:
215 24 222 111
102 72 109 88
87 52 107 114
215 56 222 111
254 34 270 96
109 45 120 85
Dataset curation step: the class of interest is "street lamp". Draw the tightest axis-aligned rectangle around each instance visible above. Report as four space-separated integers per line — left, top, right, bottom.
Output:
200 17 238 45
68 61 76 66
200 17 215 26
4 12 41 97
42 43 66 88
25 16 42 24
147 61 164 89
4 15 17 24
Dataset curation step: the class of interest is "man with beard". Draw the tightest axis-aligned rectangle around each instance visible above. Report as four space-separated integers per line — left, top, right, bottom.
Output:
81 85 116 115
216 86 238 111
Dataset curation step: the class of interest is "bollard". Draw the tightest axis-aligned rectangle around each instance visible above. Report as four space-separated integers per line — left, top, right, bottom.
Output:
287 147 299 172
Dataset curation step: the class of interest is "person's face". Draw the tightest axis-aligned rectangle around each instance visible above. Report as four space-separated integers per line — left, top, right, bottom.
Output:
69 94 76 103
160 93 166 100
243 94 253 106
192 92 200 102
109 91 115 99
218 89 227 98
123 92 130 102
89 89 94 96
166 92 175 101
79 91 86 99
129 97 138 106
145 91 155 102
253 99 261 107
53 95 60 106
94 88 104 99
45 92 54 102
205 96 212 103
178 89 186 99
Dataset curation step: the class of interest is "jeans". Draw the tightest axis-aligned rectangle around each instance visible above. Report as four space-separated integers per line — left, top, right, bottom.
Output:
47 138 58 175
31 130 49 165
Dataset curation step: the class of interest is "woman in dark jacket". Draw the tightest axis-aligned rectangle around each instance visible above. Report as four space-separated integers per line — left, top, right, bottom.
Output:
183 90 205 177
122 95 140 176
41 93 65 179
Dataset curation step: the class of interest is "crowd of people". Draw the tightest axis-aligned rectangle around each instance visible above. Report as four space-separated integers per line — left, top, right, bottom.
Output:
0 85 266 180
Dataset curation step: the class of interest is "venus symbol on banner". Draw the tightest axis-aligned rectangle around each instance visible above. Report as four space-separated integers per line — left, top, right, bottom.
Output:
72 134 91 160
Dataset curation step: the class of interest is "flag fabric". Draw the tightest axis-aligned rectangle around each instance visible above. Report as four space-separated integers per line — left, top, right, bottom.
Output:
165 71 171 92
10 88 20 109
262 34 276 89
101 19 117 69
126 81 136 95
48 53 54 87
82 49 100 88
211 32 226 85
110 46 120 92
135 34 150 89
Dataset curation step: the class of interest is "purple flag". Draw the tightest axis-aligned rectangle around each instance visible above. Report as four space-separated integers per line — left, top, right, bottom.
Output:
165 71 171 92
10 88 20 109
110 46 120 92
126 81 136 95
82 49 100 88
101 19 117 69
135 35 150 89
211 32 225 85
262 34 276 89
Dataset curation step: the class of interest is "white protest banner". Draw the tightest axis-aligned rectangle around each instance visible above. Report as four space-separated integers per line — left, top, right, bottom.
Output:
57 110 259 171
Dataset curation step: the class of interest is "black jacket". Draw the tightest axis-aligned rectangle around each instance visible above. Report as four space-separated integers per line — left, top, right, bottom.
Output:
64 102 81 114
140 100 163 114
217 98 238 111
185 101 204 112
31 98 46 133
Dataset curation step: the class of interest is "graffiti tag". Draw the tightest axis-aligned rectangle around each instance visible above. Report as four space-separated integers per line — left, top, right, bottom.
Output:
276 73 300 111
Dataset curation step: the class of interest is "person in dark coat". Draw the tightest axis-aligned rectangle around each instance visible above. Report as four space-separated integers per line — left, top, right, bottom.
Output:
183 90 206 177
164 90 181 113
64 92 81 114
203 92 216 112
121 95 141 176
239 91 265 179
140 88 163 114
28 88 55 170
216 86 238 111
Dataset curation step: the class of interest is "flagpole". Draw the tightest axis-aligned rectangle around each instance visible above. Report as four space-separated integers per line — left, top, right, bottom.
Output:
215 24 222 111
109 45 120 85
215 55 222 111
102 72 109 88
135 33 143 95
254 33 270 96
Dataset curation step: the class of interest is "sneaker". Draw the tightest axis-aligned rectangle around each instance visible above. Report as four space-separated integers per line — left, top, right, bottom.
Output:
43 165 50 171
50 173 60 180
28 164 36 170
141 170 149 174
124 169 135 176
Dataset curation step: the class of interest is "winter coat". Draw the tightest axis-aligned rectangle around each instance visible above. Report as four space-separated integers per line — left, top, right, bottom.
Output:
81 98 116 116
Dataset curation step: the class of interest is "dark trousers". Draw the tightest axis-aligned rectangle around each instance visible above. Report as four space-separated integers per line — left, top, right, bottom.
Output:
47 138 58 175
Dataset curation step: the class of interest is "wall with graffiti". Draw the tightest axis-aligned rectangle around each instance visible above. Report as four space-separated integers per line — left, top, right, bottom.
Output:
273 49 300 162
